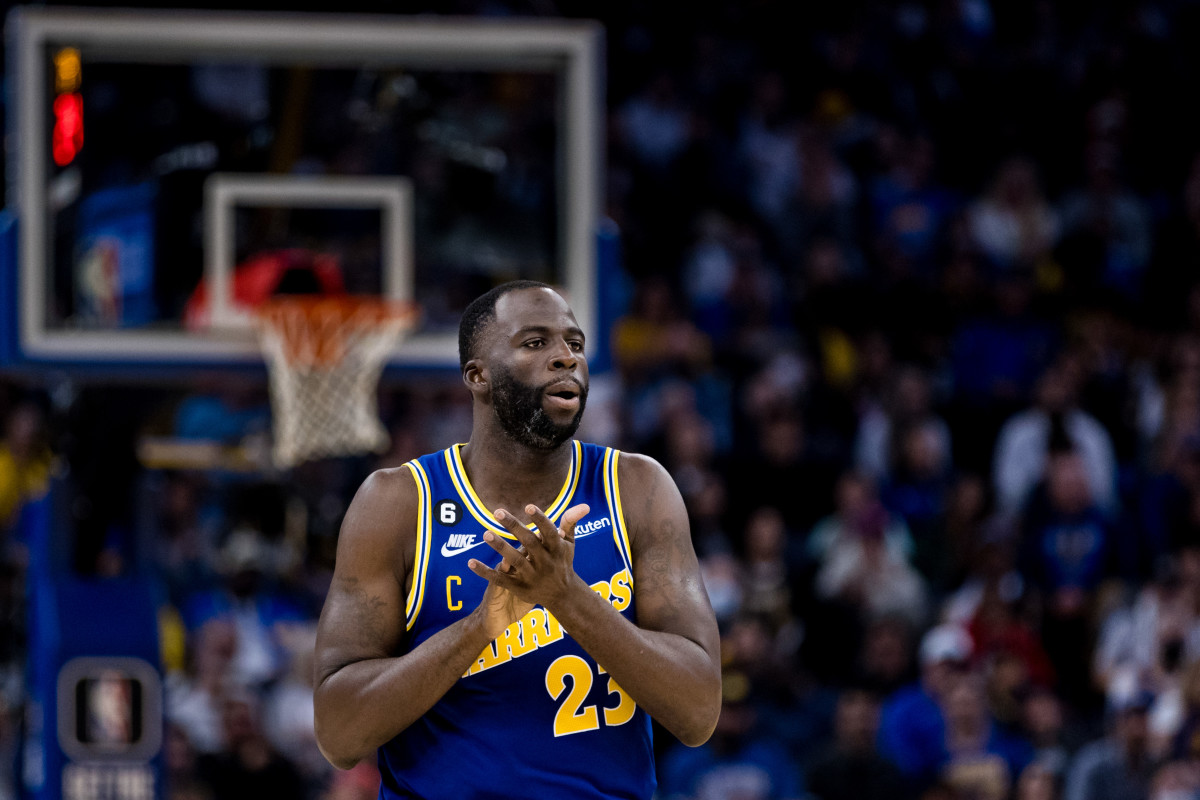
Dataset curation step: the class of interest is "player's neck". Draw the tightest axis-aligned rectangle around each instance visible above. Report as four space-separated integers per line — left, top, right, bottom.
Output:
460 428 574 514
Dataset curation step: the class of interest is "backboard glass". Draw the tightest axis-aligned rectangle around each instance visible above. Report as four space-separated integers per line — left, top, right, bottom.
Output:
4 7 603 370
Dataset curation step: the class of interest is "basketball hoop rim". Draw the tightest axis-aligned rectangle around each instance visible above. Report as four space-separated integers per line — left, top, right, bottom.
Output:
256 294 422 369
256 294 422 322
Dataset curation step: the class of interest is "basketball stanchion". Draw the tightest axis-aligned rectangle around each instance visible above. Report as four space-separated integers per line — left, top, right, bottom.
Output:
256 295 420 469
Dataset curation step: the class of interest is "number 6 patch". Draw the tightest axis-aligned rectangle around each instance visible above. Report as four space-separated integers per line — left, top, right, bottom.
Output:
437 500 462 526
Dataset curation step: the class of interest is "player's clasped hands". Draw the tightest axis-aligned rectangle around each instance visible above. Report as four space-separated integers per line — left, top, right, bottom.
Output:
468 502 590 626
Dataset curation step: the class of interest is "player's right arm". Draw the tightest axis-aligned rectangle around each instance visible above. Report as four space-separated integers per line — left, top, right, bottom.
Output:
312 467 500 770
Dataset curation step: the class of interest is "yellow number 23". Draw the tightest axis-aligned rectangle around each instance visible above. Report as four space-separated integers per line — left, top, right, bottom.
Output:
544 655 636 737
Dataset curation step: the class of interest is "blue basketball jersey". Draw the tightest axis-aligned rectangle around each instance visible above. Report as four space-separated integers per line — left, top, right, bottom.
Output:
378 441 656 800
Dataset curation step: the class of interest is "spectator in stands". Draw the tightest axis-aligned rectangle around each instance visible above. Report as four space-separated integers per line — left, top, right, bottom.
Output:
610 274 715 448
194 688 306 800
941 474 997 591
1063 688 1158 800
854 614 919 699
681 210 740 344
167 618 238 756
966 575 1056 694
878 623 974 789
868 131 959 280
881 417 956 584
807 685 910 800
773 123 860 271
687 471 735 560
700 550 744 626
736 69 800 230
808 470 914 563
1062 307 1144 486
729 393 840 537
179 529 309 691
152 472 219 609
1015 761 1061 800
791 236 877 386
1167 659 1200 763
937 669 1035 800
948 266 1060 473
1021 685 1079 783
856 363 951 486
810 470 928 627
614 68 695 175
994 355 1119 519
967 155 1060 274
0 401 53 533
1147 758 1200 800
657 406 720 504
984 648 1040 736
1150 657 1200 764
262 623 326 793
1056 141 1153 300
736 610 839 761
165 720 219 800
1135 337 1200 563
1018 449 1116 711
713 227 795 364
942 518 1022 631
659 668 803 800
739 506 804 632
1094 553 1200 733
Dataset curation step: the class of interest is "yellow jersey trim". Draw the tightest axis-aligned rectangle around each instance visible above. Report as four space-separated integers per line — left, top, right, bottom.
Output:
445 441 582 538
604 448 635 589
404 460 434 631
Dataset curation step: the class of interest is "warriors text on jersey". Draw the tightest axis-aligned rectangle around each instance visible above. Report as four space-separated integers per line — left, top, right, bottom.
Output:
378 441 655 799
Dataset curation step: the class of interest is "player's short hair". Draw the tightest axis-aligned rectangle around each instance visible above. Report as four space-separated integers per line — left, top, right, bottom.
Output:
458 280 552 368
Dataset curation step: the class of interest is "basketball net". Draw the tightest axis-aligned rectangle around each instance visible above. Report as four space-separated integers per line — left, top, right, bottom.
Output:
256 296 420 469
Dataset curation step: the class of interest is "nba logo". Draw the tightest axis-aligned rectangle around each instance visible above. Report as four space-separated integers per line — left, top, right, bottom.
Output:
83 670 135 748
55 657 161 800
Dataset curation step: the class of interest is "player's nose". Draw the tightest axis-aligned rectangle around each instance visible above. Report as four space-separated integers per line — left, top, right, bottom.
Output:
550 339 578 370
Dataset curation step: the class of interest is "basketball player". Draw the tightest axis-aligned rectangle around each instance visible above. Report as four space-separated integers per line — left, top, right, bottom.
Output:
312 281 722 798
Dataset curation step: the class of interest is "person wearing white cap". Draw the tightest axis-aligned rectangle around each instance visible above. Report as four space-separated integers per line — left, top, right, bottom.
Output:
877 624 975 789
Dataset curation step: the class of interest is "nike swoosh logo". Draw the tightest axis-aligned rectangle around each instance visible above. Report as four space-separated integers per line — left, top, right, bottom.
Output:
441 539 490 557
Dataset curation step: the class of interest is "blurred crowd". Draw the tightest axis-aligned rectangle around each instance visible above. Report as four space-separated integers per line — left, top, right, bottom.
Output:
6 1 1200 799
602 4 1200 798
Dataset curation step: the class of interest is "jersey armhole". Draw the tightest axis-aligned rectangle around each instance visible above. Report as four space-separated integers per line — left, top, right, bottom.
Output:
604 448 635 590
404 460 433 631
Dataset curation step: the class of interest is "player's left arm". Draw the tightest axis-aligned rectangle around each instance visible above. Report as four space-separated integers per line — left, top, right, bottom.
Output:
542 453 722 745
614 452 722 744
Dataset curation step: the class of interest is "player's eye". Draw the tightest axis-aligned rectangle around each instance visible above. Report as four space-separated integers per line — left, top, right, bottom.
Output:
568 340 584 352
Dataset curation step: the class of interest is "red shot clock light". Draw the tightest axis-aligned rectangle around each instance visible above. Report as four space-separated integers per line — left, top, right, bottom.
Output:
52 47 83 166
52 92 84 166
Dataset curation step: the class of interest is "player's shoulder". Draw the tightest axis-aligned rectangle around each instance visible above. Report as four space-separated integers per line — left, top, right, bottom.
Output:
613 449 666 476
609 449 689 552
339 463 424 552
612 449 679 501
357 463 421 504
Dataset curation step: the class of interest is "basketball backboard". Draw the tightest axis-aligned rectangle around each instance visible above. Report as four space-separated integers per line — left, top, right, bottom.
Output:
3 7 604 372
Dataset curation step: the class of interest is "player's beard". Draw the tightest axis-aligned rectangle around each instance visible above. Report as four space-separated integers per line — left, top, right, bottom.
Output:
490 366 587 451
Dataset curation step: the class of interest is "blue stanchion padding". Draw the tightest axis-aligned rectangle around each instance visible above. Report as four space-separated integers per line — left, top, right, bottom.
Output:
20 479 166 800
0 210 19 367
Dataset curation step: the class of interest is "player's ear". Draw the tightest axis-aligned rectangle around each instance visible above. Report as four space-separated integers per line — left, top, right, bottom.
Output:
463 360 488 393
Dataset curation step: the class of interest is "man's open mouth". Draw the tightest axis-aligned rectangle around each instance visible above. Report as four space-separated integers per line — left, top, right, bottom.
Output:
544 381 582 408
